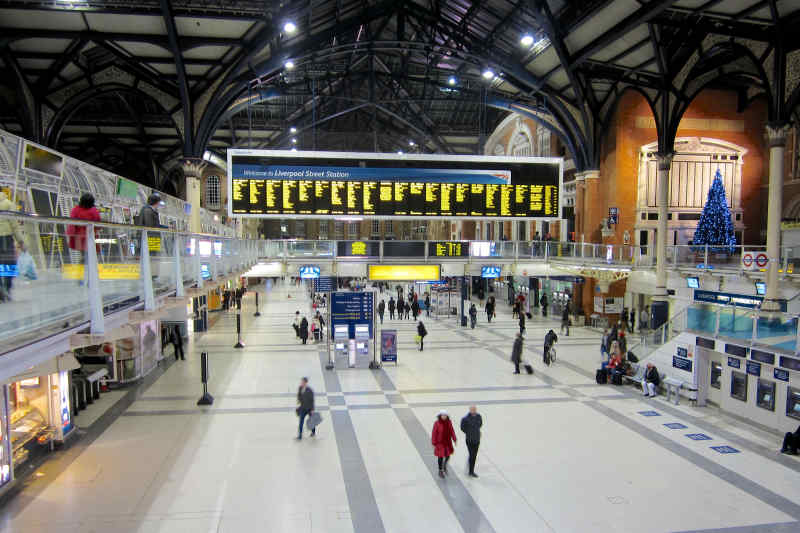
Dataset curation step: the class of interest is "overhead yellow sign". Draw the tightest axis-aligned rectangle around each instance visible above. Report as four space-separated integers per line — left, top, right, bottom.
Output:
62 263 141 280
367 264 440 281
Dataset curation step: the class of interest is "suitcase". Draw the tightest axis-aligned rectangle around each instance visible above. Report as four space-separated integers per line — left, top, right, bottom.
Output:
524 364 534 374
611 371 623 385
595 368 607 384
526 312 532 319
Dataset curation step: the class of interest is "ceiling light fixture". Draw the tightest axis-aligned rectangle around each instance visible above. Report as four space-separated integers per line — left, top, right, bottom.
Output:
291 137 297 144
408 140 415 146
290 126 297 134
482 68 494 80
284 60 294 70
397 150 403 155
448 76 456 86
283 21 297 34
521 34 534 47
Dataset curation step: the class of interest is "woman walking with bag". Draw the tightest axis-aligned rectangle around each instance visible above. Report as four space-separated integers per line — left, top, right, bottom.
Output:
417 320 428 351
431 410 457 478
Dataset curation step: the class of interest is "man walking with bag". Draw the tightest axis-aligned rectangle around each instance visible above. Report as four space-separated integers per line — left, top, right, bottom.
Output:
296 377 315 440
460 406 482 478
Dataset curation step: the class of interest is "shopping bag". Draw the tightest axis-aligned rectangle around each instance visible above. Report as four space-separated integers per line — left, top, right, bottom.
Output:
414 334 421 344
17 251 37 281
308 411 323 430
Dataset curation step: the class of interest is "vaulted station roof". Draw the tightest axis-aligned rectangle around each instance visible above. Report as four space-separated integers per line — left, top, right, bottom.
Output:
0 0 797 191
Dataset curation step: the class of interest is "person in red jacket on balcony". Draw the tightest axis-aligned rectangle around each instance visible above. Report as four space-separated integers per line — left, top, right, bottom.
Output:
67 193 101 259
431 410 457 478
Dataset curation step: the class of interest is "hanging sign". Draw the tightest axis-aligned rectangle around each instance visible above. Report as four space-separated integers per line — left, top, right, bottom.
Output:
746 361 761 377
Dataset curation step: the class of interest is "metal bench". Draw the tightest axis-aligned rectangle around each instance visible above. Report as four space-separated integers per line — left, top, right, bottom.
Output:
623 363 643 385
663 377 682 405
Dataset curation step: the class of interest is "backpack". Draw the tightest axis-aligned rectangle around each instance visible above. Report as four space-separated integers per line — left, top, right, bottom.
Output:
596 368 607 384
627 352 639 363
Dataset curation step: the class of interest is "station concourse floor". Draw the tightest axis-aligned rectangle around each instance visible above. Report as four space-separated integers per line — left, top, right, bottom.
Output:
2 285 800 533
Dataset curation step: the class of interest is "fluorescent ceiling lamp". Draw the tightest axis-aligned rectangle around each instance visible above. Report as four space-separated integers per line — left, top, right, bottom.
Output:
408 140 415 146
448 76 456 85
521 34 534 47
283 21 296 33
291 137 297 143
290 126 297 133
482 68 494 80
284 60 294 70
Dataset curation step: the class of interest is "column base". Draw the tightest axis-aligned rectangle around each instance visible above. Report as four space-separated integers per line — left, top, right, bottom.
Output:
760 299 783 313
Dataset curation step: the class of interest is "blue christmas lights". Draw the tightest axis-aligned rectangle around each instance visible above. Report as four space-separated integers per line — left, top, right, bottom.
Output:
692 169 737 254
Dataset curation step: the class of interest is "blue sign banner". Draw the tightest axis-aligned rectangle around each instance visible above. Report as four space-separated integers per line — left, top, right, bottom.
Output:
710 445 740 454
686 433 712 441
677 346 688 358
673 356 692 372
331 292 374 339
232 164 511 184
0 264 18 277
380 330 398 363
774 368 790 382
299 265 320 279
314 276 336 292
746 361 761 377
727 357 741 368
693 289 787 312
481 265 502 278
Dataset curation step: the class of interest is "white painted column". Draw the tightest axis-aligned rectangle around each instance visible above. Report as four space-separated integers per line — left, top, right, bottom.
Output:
655 153 673 295
762 124 789 311
183 159 207 234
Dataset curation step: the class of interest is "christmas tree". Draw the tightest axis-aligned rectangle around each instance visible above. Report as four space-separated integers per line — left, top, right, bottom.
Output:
692 169 736 253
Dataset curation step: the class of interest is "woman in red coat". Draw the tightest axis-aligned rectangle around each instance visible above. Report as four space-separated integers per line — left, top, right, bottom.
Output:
431 410 457 478
67 193 101 254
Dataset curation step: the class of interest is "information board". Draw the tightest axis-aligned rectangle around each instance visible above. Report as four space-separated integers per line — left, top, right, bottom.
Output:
228 150 562 220
428 241 468 257
314 276 336 292
331 292 374 339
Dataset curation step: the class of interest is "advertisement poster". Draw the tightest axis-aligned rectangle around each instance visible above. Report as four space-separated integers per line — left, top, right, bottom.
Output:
381 330 398 363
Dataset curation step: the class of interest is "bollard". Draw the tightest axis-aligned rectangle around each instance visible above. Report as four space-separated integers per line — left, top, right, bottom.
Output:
197 351 214 406
234 313 245 348
254 292 261 317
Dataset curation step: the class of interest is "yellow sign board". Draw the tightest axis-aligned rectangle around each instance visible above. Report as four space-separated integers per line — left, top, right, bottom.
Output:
62 263 141 280
148 235 162 252
368 264 440 281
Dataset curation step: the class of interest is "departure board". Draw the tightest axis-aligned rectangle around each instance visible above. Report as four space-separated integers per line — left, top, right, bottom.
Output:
229 151 561 219
429 241 468 257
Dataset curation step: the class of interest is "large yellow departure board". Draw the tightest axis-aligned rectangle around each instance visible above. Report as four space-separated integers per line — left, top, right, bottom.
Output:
229 151 561 219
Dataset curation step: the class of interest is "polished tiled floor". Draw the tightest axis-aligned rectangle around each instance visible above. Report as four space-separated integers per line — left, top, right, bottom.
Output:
2 283 800 533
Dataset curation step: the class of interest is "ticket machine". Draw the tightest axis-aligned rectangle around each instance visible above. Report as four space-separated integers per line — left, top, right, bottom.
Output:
334 325 349 363
355 324 371 358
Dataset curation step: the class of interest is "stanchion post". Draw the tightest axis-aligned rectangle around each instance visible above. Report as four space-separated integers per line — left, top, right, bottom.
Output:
234 295 245 348
197 351 214 406
254 291 261 317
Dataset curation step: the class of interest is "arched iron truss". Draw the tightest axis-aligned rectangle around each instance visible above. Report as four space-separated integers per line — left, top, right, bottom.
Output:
0 0 798 186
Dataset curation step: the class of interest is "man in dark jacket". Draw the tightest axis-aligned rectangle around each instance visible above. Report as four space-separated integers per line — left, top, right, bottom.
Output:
425 294 431 317
417 320 427 351
411 299 420 321
485 297 495 323
388 297 396 320
642 363 660 397
296 377 315 439
136 193 164 228
540 294 548 317
781 425 800 455
460 406 483 478
469 303 478 329
519 311 526 336
511 333 523 374
544 329 558 365
171 325 185 361
378 300 385 323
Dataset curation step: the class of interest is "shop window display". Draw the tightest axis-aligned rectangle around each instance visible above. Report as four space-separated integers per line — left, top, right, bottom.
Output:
9 377 54 467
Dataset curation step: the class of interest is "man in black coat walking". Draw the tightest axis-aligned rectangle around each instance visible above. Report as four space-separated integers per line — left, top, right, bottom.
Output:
388 297 396 320
296 377 315 439
171 325 185 361
460 406 483 478
511 333 523 374
378 300 385 324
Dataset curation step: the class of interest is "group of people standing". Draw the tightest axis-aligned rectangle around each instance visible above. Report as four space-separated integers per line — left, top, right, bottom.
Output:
380 292 430 323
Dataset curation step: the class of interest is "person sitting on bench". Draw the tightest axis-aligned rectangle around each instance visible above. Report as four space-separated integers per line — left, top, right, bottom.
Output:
642 362 660 397
607 352 623 382
781 425 800 455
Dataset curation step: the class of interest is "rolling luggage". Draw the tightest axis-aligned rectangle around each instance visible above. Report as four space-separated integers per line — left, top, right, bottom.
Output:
595 368 607 384
526 312 532 319
611 371 623 386
524 364 534 374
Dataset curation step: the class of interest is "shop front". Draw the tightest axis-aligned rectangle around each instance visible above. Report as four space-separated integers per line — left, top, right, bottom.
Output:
3 354 78 490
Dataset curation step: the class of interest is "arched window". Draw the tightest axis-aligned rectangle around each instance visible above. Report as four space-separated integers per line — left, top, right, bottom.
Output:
205 175 221 210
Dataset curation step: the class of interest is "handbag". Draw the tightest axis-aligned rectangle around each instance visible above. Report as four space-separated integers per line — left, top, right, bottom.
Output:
17 251 37 280
414 334 421 344
308 411 323 429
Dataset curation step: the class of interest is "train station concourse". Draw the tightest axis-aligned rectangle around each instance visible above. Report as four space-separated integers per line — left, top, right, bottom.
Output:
0 0 800 532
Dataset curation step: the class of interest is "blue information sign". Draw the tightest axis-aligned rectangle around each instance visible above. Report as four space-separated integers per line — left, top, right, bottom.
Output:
673 356 692 372
299 265 320 279
746 361 761 377
774 368 790 382
331 292 374 339
381 329 398 363
314 276 336 292
481 265 502 278
727 357 741 369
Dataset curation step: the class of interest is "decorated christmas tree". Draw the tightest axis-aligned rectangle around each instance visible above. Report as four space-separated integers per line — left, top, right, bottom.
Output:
692 169 737 253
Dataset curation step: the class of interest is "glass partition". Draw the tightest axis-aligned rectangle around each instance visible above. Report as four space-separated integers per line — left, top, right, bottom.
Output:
717 307 754 340
687 304 717 335
755 315 798 353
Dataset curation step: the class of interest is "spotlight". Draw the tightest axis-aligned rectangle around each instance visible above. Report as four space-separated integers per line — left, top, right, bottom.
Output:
408 140 415 146
283 21 296 34
290 126 297 134
291 138 297 144
397 150 403 155
482 68 494 80
284 60 294 70
291 147 297 152
448 76 456 86
521 34 534 47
